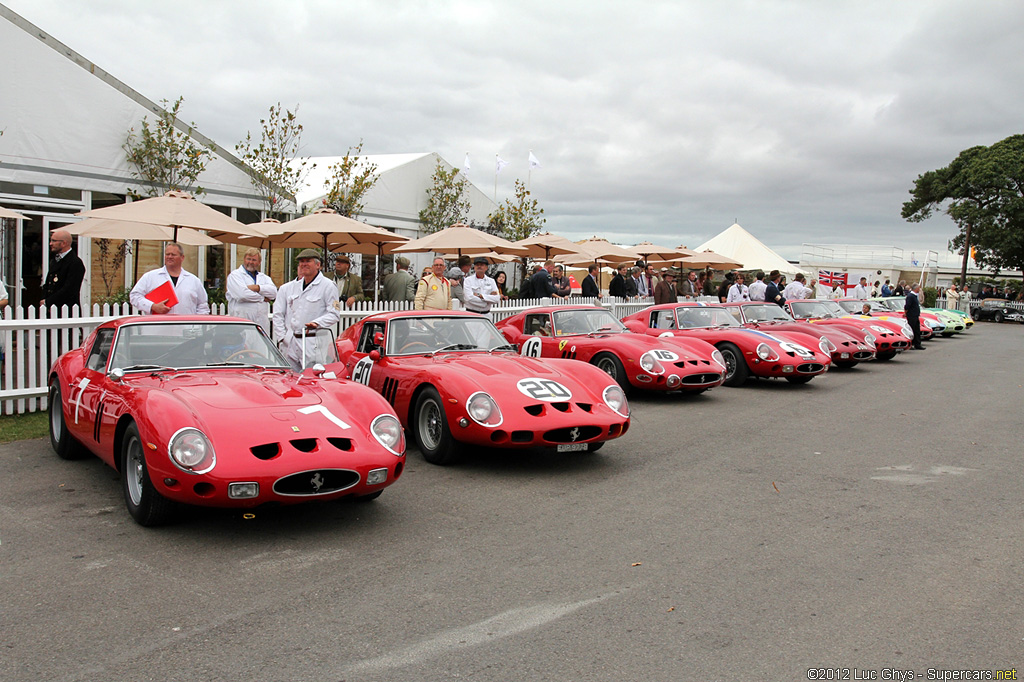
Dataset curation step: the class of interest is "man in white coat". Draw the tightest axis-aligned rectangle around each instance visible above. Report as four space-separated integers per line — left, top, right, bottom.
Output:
130 243 210 315
227 248 277 332
273 249 341 371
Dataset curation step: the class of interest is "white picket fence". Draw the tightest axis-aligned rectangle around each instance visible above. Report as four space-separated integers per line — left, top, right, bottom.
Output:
1 295 679 416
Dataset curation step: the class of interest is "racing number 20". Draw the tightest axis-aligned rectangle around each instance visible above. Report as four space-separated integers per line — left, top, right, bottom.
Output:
519 379 571 401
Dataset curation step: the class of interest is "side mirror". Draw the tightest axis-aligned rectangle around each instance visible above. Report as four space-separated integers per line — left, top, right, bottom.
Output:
311 363 326 376
369 350 381 362
108 368 125 382
373 331 385 347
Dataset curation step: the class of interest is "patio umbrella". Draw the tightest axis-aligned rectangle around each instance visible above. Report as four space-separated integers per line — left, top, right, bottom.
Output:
264 207 397 258
392 223 527 258
328 229 411 304
0 206 29 221
554 238 638 267
681 250 743 270
75 190 266 241
67 217 222 246
627 242 696 265
513 232 581 260
439 250 517 265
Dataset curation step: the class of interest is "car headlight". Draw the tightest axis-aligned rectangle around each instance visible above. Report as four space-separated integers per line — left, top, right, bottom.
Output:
755 343 778 361
863 332 876 348
371 414 405 455
711 349 727 370
168 427 216 474
819 337 837 354
639 353 665 374
603 384 629 418
466 392 502 427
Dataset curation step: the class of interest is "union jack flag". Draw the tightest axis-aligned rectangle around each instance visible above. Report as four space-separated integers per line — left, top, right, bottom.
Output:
818 270 848 287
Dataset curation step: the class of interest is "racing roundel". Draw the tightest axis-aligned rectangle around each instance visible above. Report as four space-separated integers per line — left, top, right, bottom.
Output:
351 356 373 385
520 337 543 357
516 377 573 401
642 349 679 363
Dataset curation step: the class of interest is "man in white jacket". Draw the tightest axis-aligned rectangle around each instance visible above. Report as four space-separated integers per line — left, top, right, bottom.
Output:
273 249 341 371
227 248 277 332
130 243 210 315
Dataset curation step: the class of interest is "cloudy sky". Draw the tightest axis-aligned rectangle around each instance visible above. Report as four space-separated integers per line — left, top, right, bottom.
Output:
7 0 1023 261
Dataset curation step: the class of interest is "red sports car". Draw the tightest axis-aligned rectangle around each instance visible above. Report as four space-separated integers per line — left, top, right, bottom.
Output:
834 298 942 338
48 317 406 526
332 311 631 465
620 303 831 386
721 302 875 368
785 299 913 359
496 305 726 394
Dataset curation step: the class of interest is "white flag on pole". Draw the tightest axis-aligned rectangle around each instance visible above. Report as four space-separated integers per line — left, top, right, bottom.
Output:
464 153 471 169
495 155 509 174
528 151 542 170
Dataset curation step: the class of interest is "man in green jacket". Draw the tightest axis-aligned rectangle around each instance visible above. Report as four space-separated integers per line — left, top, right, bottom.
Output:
382 256 416 302
333 255 365 308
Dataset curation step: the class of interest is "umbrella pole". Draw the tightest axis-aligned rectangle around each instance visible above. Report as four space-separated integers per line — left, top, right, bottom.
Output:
374 244 381 305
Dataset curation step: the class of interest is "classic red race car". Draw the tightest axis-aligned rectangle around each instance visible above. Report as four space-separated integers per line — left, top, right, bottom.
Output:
834 298 941 338
495 305 725 394
620 303 831 386
48 317 406 526
332 311 631 465
721 302 875 369
784 299 913 360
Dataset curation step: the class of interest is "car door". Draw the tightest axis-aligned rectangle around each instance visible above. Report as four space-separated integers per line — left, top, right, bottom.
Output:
64 328 115 448
518 313 555 358
345 321 391 398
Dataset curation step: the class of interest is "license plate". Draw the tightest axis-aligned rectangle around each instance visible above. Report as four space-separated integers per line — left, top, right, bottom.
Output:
557 442 589 452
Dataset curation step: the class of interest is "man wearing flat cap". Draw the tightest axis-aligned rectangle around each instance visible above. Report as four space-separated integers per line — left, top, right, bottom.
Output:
333 254 365 308
463 256 501 317
653 268 678 304
273 249 340 371
382 256 417 302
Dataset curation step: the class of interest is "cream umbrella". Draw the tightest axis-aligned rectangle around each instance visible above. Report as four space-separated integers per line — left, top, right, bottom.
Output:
681 250 744 270
328 230 411 304
626 242 696 265
75 190 267 241
0 206 29 221
513 232 581 260
554 238 638 267
439 250 517 265
392 223 527 258
67 217 221 246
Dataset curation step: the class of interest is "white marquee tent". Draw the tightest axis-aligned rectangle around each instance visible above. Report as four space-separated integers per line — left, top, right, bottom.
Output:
694 223 808 278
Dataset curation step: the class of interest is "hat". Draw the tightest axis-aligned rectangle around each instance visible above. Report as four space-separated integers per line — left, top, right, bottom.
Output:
661 267 673 275
296 249 321 261
395 256 410 268
334 254 351 265
473 256 489 266
446 268 464 280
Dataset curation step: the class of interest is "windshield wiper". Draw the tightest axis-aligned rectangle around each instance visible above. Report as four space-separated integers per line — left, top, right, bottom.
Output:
431 343 477 355
206 361 268 370
586 326 615 336
119 364 178 373
488 343 517 353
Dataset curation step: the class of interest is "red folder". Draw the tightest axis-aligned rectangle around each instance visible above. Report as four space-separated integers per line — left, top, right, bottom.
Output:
144 280 179 308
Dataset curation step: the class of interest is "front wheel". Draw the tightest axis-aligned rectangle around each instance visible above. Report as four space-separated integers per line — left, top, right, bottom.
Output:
121 422 175 526
48 382 87 460
785 375 814 384
592 353 630 394
875 350 896 361
414 387 461 465
718 343 749 387
994 312 1004 323
355 490 383 503
834 361 858 369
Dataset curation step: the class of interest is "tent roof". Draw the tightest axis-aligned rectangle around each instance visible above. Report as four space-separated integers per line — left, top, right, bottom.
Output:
694 223 807 277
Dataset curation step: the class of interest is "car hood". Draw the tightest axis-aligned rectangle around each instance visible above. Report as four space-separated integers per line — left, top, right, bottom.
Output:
157 371 323 410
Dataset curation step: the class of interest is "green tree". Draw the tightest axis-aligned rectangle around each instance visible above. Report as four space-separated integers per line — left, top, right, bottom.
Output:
322 141 378 218
489 178 546 281
418 159 471 234
235 103 315 220
903 134 1024 286
123 96 215 198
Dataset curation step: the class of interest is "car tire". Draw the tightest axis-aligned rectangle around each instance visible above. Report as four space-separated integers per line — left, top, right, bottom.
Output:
834 361 858 369
875 351 896 361
591 353 630 394
414 387 461 465
48 382 87 460
718 343 749 387
121 422 175 526
994 312 1004 323
586 442 604 453
785 376 814 384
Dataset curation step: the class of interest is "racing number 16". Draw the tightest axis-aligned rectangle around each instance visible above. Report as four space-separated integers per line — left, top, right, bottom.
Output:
520 379 571 400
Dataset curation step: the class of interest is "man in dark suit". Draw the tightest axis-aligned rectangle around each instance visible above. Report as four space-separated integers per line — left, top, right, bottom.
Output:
40 228 86 315
529 260 560 298
609 264 628 298
905 283 925 349
581 264 600 298
764 270 786 307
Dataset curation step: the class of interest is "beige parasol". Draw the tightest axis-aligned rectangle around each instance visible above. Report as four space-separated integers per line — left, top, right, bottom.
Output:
75 190 267 241
0 206 29 221
513 232 582 260
392 223 527 258
626 242 697 265
554 238 638 267
67 217 221 246
681 250 744 270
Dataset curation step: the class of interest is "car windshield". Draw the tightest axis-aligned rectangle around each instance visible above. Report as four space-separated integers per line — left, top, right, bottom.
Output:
386 316 509 355
837 299 886 314
552 308 628 336
790 300 841 319
878 297 905 311
741 304 793 323
674 306 741 329
109 321 290 371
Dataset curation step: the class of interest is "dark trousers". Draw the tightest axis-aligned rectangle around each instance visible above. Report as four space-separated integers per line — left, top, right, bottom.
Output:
907 313 923 347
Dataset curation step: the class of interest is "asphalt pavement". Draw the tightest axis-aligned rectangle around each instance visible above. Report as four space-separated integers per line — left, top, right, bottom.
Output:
1 322 1021 682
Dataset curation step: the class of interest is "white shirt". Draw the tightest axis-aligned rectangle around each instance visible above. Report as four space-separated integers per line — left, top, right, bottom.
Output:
828 286 845 299
851 283 871 299
462 273 500 313
273 272 341 371
747 280 767 301
726 283 749 303
227 266 278 332
783 281 813 301
129 266 210 315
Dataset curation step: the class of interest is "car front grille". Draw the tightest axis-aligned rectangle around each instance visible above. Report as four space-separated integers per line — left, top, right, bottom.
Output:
681 373 721 385
543 425 603 443
273 469 359 496
796 363 825 374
